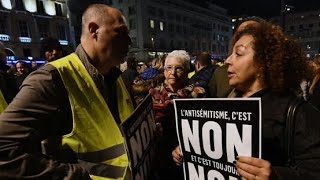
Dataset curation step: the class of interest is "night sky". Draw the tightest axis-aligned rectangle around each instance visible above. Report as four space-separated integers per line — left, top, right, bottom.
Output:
214 0 320 18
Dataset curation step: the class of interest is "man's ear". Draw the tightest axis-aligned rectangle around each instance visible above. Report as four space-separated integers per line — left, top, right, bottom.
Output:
88 22 99 38
196 61 200 69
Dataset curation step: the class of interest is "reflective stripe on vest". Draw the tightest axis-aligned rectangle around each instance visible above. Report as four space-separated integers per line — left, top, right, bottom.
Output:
78 143 125 163
79 160 126 178
0 90 7 113
49 54 134 180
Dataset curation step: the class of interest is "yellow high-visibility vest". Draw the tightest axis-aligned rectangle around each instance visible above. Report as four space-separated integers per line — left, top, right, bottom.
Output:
0 90 7 113
49 53 134 180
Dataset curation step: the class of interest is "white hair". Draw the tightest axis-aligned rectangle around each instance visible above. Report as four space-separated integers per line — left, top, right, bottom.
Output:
165 50 190 70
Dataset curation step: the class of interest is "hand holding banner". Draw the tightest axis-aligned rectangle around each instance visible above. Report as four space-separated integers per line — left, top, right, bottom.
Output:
174 98 262 180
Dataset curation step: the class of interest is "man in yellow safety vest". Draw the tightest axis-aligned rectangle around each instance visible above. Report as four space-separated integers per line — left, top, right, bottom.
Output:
0 4 134 179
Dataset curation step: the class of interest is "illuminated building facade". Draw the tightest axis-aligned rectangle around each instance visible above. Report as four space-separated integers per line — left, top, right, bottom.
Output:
272 10 320 57
0 0 73 63
113 0 232 60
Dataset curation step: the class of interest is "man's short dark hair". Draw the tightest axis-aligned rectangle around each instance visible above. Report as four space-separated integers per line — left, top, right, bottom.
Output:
195 52 211 66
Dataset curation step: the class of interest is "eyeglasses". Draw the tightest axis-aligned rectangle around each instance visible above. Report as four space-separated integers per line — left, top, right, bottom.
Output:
164 65 185 73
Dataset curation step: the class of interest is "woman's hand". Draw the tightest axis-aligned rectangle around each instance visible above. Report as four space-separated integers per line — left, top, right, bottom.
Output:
235 156 275 180
172 146 183 166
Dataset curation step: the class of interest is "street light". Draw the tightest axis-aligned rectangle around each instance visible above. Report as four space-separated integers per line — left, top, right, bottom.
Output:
280 0 285 29
280 0 294 31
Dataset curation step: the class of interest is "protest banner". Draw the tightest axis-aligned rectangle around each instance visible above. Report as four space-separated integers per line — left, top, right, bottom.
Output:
174 98 261 180
121 94 157 180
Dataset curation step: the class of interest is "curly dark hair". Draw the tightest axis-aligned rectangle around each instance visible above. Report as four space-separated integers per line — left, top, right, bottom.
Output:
232 21 309 92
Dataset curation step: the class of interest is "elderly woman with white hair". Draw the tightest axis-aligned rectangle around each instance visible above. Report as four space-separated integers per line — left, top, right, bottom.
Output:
149 50 205 179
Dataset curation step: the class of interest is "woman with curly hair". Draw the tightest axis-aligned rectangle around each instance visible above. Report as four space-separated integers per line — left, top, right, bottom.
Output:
309 54 320 109
172 21 320 179
224 21 320 179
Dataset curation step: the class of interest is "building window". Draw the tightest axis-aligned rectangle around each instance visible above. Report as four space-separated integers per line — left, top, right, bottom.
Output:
211 44 217 52
176 14 181 22
177 41 182 48
0 15 8 34
23 48 32 58
159 21 164 31
15 0 25 11
159 38 166 49
183 16 187 23
129 18 136 30
176 25 180 33
202 42 207 50
18 20 30 37
131 37 137 47
183 26 187 35
290 26 295 31
150 20 154 29
158 9 164 17
37 21 49 38
128 6 136 15
167 11 174 19
55 3 63 16
168 23 173 33
56 24 67 40
170 40 174 49
36 0 45 14
147 6 155 16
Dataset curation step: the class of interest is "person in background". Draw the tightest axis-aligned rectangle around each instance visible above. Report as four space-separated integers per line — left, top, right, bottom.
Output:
308 54 320 109
149 50 205 180
136 61 147 74
211 57 224 66
121 57 138 87
40 37 63 62
132 56 166 104
15 60 30 88
208 65 232 97
190 51 216 95
0 4 134 179
187 57 196 79
151 55 165 72
30 59 39 71
0 42 17 112
174 20 320 179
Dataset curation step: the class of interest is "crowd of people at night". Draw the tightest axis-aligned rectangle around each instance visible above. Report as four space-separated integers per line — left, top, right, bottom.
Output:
0 3 320 180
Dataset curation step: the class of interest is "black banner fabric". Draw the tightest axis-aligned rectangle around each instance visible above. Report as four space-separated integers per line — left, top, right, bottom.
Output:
121 94 157 180
174 98 261 180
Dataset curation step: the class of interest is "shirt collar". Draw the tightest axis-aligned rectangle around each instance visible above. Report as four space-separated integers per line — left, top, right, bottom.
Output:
74 45 122 82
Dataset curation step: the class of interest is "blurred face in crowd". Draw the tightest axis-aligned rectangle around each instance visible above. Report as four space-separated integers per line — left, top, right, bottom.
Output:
136 63 147 74
164 57 188 91
45 46 63 62
225 34 263 96
119 61 127 72
31 61 37 68
16 62 27 75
